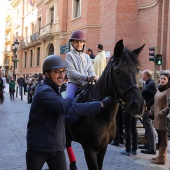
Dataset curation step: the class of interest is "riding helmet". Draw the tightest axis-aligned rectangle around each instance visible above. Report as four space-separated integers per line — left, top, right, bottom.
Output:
70 30 86 42
43 55 67 73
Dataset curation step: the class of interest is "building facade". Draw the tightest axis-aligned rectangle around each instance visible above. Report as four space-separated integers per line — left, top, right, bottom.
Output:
8 0 170 78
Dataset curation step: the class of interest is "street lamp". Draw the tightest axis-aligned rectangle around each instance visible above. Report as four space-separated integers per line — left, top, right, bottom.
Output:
12 39 19 80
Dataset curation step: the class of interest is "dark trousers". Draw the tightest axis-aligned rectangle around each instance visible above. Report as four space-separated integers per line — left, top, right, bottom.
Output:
26 150 67 170
123 111 138 152
157 130 168 147
114 106 124 143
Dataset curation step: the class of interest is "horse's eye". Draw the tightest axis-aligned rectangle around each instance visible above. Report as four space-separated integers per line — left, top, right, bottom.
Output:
114 68 120 74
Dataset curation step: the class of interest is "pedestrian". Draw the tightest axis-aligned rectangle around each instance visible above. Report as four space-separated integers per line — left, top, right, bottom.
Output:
9 77 15 100
93 44 107 77
86 48 95 59
65 30 98 102
119 106 138 156
150 72 170 165
26 54 115 170
17 74 25 96
0 68 4 104
1 73 7 91
139 70 157 155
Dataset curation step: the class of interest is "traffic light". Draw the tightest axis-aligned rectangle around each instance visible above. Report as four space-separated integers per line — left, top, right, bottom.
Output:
149 47 155 62
155 54 162 65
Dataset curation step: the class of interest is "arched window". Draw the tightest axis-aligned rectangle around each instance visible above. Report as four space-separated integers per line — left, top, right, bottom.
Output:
48 43 54 55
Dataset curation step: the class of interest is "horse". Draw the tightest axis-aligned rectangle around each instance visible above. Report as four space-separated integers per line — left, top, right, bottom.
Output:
66 39 145 170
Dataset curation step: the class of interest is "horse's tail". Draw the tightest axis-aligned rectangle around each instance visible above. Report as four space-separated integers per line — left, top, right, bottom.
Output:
0 90 4 104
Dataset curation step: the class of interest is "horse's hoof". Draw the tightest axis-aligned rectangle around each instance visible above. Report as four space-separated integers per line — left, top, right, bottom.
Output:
70 162 78 170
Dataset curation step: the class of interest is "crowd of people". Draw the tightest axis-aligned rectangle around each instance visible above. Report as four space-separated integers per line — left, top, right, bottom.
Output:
111 69 170 166
0 30 170 169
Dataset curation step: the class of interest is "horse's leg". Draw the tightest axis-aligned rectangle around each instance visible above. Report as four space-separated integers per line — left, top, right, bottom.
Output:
97 147 107 170
83 148 99 170
66 137 77 170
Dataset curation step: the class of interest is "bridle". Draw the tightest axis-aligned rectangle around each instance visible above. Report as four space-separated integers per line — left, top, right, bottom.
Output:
108 58 139 104
90 58 139 105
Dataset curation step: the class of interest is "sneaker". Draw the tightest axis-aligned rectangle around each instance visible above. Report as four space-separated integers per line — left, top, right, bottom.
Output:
131 151 137 155
119 149 130 156
138 144 149 149
140 149 156 155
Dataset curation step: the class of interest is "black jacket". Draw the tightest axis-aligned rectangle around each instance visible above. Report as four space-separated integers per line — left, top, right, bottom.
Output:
142 78 157 109
17 77 25 86
27 77 102 152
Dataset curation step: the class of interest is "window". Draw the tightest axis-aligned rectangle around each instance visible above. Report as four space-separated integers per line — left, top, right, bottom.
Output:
30 50 33 67
73 0 81 19
31 23 34 35
24 52 27 68
48 44 54 55
37 47 40 66
50 7 54 23
38 17 41 33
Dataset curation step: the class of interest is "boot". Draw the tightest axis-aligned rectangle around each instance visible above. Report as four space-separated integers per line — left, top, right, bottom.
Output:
151 146 167 165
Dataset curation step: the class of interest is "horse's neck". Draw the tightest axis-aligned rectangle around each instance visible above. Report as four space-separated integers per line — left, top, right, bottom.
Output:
91 73 114 99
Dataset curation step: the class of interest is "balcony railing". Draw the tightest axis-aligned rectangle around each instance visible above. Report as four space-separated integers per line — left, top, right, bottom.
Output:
27 32 40 44
40 23 52 37
19 32 40 48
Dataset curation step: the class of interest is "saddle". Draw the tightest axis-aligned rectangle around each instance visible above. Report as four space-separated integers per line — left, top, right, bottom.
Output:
74 76 94 103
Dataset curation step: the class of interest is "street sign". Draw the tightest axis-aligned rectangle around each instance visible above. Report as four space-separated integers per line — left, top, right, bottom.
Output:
60 44 70 54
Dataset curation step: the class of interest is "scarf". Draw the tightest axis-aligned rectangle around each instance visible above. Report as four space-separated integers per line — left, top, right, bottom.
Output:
158 84 167 92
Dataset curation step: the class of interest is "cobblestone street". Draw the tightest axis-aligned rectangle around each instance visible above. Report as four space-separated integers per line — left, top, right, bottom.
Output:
0 87 170 170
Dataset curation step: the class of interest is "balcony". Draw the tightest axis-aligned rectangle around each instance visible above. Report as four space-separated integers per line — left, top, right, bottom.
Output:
4 50 11 55
40 22 60 41
27 32 40 44
19 32 40 48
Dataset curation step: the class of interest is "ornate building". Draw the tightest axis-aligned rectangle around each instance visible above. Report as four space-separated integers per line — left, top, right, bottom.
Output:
8 0 170 78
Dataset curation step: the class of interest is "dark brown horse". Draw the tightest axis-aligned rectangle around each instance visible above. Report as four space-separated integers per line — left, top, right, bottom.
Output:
66 40 145 170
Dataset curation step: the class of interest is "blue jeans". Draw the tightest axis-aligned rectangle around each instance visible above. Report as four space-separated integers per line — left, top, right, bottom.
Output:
65 83 79 101
142 110 156 150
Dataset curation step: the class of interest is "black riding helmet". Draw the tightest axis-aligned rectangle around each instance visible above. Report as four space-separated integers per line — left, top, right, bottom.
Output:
43 55 67 73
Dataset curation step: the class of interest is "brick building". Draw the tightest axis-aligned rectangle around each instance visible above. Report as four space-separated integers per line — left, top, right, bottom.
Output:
9 0 170 78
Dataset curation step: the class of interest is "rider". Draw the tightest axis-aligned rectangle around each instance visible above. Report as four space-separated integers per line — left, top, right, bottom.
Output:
65 30 98 102
26 54 115 170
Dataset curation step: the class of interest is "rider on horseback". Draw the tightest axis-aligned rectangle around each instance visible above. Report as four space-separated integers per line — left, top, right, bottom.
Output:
65 30 98 102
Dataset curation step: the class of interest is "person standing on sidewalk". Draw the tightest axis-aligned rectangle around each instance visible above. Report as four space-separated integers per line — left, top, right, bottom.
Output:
139 70 157 155
150 72 170 165
26 54 115 170
119 107 138 156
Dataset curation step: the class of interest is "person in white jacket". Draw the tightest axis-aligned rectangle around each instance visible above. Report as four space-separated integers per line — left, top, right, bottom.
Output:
65 30 98 102
93 44 107 78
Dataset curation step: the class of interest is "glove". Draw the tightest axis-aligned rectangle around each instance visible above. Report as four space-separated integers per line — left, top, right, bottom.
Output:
101 96 116 108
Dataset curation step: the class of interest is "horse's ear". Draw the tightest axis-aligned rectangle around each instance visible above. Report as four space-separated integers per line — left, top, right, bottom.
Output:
113 39 124 58
132 44 145 56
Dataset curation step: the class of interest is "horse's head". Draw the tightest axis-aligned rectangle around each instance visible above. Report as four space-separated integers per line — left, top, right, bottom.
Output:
109 40 145 117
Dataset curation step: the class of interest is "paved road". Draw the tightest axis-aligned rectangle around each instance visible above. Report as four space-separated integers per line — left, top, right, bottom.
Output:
0 86 170 170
